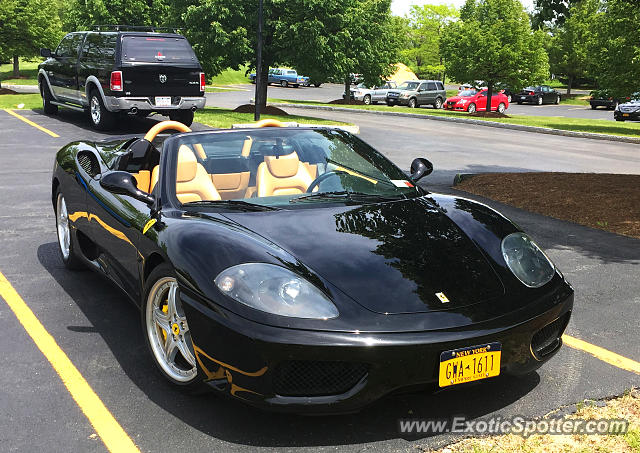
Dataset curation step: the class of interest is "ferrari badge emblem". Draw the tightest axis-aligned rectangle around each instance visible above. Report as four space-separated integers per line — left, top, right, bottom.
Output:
436 292 450 303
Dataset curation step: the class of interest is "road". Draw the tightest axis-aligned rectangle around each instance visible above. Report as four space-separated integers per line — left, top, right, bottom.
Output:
211 83 616 121
0 107 638 453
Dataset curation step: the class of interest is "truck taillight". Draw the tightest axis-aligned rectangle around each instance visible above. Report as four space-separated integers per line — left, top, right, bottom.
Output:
199 72 205 92
110 71 123 91
529 91 534 95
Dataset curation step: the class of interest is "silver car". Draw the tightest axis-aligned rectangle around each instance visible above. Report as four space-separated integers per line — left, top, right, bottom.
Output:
344 81 398 104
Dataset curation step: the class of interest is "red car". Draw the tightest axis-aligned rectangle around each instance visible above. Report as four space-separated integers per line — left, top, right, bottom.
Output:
445 89 509 113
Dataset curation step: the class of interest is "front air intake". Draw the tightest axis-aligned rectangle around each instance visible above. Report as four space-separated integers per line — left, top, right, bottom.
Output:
273 361 368 397
531 312 571 359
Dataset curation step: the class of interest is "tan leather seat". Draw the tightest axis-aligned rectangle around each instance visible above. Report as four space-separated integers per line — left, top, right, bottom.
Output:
256 151 314 197
150 166 160 192
175 145 221 203
131 170 151 193
303 163 317 179
211 172 251 200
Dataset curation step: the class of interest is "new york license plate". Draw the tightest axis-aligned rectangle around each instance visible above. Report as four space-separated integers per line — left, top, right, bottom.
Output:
155 96 172 107
623 113 630 117
521 96 526 100
439 342 501 387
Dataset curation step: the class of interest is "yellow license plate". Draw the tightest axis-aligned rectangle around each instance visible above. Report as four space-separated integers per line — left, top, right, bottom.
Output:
439 342 501 387
623 113 630 117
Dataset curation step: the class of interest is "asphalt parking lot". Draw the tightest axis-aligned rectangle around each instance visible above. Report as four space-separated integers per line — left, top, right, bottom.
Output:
1 107 639 453
214 83 616 121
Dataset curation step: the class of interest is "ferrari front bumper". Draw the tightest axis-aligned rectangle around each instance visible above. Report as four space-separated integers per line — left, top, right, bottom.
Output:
181 285 573 414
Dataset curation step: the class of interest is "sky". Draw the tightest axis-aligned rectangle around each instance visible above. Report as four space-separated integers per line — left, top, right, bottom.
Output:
390 0 535 16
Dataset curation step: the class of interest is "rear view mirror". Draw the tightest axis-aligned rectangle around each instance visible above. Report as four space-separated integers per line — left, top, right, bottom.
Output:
40 48 52 58
100 171 154 206
410 158 433 182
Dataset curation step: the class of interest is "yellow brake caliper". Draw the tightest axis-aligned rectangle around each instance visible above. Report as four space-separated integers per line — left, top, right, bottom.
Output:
161 302 168 341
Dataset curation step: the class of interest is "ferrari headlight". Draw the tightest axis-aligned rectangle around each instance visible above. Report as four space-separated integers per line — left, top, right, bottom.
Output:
501 233 555 288
215 263 339 319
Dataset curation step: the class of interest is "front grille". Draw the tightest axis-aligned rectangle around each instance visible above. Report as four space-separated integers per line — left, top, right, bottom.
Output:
531 312 570 358
273 360 368 397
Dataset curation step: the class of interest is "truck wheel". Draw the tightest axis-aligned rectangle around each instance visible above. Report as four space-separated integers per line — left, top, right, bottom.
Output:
169 110 194 127
88 89 116 130
41 82 58 114
280 80 288 87
408 98 417 108
591 104 597 110
433 98 443 109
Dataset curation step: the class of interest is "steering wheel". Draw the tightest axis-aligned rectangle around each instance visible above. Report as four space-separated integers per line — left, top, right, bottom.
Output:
306 170 347 193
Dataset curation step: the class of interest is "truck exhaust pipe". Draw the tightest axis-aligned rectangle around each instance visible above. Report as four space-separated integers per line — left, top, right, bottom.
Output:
191 106 197 112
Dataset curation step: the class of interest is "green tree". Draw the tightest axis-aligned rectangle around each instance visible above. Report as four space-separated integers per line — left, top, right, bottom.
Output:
589 0 640 98
62 0 169 31
531 0 579 28
548 0 597 95
0 0 62 78
399 3 458 80
174 0 399 108
441 0 549 112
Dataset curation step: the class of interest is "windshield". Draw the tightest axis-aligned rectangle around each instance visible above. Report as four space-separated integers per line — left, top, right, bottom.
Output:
121 36 197 63
398 82 420 91
459 90 477 97
168 129 420 208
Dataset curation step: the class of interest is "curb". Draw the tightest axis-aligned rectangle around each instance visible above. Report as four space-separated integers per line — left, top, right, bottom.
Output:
3 84 39 94
269 103 640 145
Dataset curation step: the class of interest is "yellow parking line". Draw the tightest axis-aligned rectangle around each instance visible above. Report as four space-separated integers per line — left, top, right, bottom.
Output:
4 109 59 138
0 271 140 453
563 334 640 375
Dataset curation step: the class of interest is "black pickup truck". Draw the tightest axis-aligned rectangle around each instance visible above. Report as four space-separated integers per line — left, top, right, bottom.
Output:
38 27 206 130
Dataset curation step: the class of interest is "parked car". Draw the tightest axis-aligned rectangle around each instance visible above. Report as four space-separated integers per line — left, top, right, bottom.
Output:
494 83 515 103
589 89 624 110
516 85 561 105
386 80 447 109
52 119 573 413
343 81 398 104
614 96 640 122
250 68 310 88
445 88 509 114
38 28 206 130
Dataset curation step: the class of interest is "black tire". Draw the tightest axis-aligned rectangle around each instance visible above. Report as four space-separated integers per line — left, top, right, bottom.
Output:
88 89 116 130
280 80 288 87
591 104 597 110
41 81 58 114
386 101 395 106
169 110 194 127
467 103 476 114
433 97 443 109
363 94 371 105
611 102 619 110
314 83 322 87
142 263 205 391
616 118 624 122
497 102 506 114
517 101 523 105
55 191 85 270
293 84 299 88
408 98 417 108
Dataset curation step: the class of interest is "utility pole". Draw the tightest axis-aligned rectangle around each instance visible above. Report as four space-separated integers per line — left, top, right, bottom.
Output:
254 0 264 121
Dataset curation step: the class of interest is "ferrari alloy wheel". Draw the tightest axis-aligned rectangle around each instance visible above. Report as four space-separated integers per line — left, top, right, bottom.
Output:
537 96 543 105
497 102 506 114
467 103 476 114
145 270 198 384
363 94 371 105
55 192 84 269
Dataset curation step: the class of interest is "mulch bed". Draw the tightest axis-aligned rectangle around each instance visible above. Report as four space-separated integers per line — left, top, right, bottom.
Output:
0 88 19 95
233 104 289 115
328 99 365 105
468 111 510 118
456 172 640 239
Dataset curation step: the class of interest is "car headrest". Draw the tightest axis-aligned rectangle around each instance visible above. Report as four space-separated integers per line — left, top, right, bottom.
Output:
177 145 198 182
265 152 300 178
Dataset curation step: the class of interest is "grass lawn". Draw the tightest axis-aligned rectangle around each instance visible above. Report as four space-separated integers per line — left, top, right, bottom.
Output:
271 98 640 137
195 107 349 129
0 93 42 109
209 66 251 86
560 94 590 106
1 59 41 85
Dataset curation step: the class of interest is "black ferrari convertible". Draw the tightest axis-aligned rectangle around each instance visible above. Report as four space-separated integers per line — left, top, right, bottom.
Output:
52 119 573 413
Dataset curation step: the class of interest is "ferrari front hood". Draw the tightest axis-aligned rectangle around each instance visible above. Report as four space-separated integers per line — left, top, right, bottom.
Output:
222 198 505 314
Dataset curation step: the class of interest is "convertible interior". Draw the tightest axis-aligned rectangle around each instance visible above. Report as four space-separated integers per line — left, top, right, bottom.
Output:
117 120 344 204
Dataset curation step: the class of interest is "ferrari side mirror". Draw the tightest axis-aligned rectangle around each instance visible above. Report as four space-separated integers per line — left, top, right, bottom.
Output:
100 171 154 206
410 158 433 182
